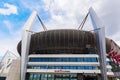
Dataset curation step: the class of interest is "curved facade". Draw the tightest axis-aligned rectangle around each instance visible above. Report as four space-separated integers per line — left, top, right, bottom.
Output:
17 29 111 55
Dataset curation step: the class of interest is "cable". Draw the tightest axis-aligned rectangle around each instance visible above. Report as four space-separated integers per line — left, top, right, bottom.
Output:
37 15 47 31
78 12 89 30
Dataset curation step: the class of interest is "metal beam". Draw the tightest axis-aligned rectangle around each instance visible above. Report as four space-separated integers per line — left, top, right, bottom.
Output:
89 7 108 80
21 11 37 80
78 12 89 30
37 15 47 31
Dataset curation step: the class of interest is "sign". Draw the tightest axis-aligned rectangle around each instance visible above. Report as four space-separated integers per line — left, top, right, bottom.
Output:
109 40 120 64
54 70 70 73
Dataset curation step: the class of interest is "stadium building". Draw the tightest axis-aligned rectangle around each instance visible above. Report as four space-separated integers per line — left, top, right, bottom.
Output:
18 29 115 80
1 8 120 80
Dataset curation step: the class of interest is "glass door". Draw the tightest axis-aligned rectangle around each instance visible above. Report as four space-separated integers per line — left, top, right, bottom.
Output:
83 75 98 80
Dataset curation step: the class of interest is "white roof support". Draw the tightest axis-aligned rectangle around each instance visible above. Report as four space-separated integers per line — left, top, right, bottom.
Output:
89 7 107 80
21 11 37 80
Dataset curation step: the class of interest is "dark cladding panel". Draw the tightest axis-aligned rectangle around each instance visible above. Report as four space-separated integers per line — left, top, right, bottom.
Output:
17 29 111 55
73 30 79 47
48 31 51 47
68 30 74 47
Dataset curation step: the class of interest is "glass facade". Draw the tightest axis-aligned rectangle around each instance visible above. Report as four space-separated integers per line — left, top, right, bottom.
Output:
28 74 78 80
27 74 98 80
28 65 99 70
29 57 98 62
26 57 112 80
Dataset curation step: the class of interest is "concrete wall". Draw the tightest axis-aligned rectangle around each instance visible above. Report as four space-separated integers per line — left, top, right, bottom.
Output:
6 58 20 80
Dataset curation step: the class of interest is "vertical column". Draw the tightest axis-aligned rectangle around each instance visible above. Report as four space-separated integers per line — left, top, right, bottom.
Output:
89 7 107 80
21 11 37 80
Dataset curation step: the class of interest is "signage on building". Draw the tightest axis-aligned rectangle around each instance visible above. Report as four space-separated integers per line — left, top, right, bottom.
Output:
109 40 120 64
54 69 70 73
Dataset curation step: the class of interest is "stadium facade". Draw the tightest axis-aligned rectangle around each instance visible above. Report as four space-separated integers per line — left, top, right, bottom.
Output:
18 30 115 80
1 8 120 80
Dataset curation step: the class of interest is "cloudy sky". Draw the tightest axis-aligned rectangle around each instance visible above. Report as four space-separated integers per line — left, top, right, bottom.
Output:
0 0 120 56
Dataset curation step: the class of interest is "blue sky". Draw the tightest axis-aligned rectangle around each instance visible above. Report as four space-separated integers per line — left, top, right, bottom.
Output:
0 0 120 56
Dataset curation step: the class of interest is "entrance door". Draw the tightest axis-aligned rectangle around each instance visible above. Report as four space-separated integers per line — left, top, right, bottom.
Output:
83 75 97 80
54 74 70 80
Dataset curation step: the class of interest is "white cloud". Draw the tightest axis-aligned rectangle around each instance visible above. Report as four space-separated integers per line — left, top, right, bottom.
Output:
40 0 102 30
20 0 120 46
0 3 18 15
20 0 44 11
0 21 22 57
20 0 103 29
1 0 120 57
3 20 13 34
0 29 21 57
41 0 120 46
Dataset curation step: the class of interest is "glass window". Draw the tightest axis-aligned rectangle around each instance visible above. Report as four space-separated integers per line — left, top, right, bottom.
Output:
56 58 60 62
66 66 69 69
55 66 61 69
48 74 52 77
83 58 88 62
33 74 40 80
41 74 47 80
69 66 77 69
77 58 83 62
29 74 33 80
48 66 52 69
62 58 67 62
70 58 77 62
91 58 98 62
29 57 98 62
70 74 77 78
78 66 83 69
51 74 54 78
63 74 69 77
40 66 47 69
106 61 110 65
28 65 99 70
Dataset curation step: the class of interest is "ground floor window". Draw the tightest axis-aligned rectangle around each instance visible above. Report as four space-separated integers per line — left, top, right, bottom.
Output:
27 73 98 80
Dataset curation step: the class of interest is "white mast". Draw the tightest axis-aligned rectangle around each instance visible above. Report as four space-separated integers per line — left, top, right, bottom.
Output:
21 11 37 80
89 7 107 80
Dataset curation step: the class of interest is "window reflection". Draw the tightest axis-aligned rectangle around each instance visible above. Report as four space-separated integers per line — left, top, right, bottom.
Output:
29 57 98 62
28 65 99 70
28 74 78 80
